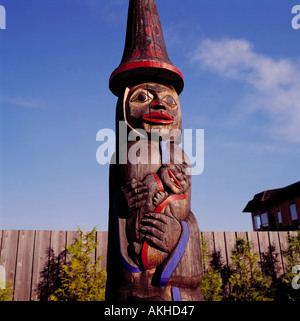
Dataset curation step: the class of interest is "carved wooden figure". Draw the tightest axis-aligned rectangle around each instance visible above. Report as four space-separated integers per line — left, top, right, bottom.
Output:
106 0 203 301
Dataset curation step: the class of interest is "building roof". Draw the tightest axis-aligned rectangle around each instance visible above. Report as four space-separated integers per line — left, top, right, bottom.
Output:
243 181 300 213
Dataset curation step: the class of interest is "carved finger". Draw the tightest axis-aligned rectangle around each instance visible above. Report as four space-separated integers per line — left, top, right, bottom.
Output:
139 226 164 241
128 199 147 211
144 235 168 254
143 212 169 224
126 186 148 199
127 192 148 206
130 180 144 190
140 217 165 232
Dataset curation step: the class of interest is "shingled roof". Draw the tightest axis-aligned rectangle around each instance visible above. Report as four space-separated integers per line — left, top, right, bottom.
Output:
243 181 300 212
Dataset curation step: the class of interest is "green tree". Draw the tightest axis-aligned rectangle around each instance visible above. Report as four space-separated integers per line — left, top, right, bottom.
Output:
51 227 106 301
228 238 272 301
199 234 223 301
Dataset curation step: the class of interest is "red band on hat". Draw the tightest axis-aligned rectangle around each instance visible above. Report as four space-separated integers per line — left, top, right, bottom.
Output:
109 60 184 86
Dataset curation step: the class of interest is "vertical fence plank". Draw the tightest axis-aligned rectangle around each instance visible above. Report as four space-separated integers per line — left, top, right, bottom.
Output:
201 232 214 270
51 231 67 259
278 231 289 274
14 230 35 301
30 231 51 301
224 232 236 265
96 231 108 270
236 232 247 240
0 230 19 298
214 232 227 269
66 231 80 248
0 230 3 289
0 230 3 252
268 232 284 277
247 232 260 255
257 232 270 273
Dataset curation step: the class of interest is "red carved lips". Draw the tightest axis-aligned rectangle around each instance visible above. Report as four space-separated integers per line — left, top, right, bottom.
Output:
142 112 174 124
167 169 182 189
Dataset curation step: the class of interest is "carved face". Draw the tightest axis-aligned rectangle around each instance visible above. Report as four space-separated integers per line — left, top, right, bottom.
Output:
158 163 190 195
124 82 182 135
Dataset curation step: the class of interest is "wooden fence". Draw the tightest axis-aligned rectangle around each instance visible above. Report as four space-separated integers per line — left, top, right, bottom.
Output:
0 230 297 301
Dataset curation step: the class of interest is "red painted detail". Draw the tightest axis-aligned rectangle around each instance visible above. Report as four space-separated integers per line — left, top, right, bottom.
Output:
155 194 186 213
145 44 165 58
145 26 152 35
153 24 161 37
153 173 164 192
141 241 150 270
109 61 184 86
167 169 182 189
132 49 140 58
142 112 174 124
145 12 154 26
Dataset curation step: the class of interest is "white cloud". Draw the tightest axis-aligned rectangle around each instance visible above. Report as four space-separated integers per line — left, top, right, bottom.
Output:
0 95 43 109
192 38 300 143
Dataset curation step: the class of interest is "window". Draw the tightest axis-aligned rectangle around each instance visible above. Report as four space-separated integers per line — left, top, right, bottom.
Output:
261 213 269 227
290 204 298 221
254 215 261 230
277 211 282 224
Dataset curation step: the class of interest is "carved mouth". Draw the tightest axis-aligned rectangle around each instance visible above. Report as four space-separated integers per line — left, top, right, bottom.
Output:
167 169 181 189
142 112 174 124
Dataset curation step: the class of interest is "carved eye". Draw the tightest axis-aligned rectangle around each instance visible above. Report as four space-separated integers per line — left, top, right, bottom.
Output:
131 92 151 103
163 95 176 106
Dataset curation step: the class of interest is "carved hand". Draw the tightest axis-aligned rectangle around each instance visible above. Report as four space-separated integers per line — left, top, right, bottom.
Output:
139 208 182 254
120 179 148 216
153 191 169 208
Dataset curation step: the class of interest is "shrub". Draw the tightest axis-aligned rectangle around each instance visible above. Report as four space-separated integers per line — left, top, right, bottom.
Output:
0 281 13 301
228 238 272 301
51 227 106 301
199 234 223 301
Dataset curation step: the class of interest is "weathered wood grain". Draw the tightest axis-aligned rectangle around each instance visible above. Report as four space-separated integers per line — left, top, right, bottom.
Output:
201 232 214 270
224 232 237 265
0 230 19 298
31 230 51 301
269 232 284 277
96 231 108 270
14 230 35 301
278 231 289 274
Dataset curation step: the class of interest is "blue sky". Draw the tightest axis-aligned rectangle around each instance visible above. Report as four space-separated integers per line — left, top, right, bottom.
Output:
0 0 299 232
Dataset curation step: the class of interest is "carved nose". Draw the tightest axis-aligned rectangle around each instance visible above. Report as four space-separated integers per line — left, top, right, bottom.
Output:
151 102 166 111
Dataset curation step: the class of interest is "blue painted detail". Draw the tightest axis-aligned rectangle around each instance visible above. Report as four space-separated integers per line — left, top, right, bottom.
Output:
160 221 189 286
171 287 182 301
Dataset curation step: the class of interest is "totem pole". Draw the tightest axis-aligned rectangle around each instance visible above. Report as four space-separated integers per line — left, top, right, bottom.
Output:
106 0 203 301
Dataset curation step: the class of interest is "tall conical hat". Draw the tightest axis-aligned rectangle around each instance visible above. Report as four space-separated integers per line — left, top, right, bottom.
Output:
109 0 184 97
